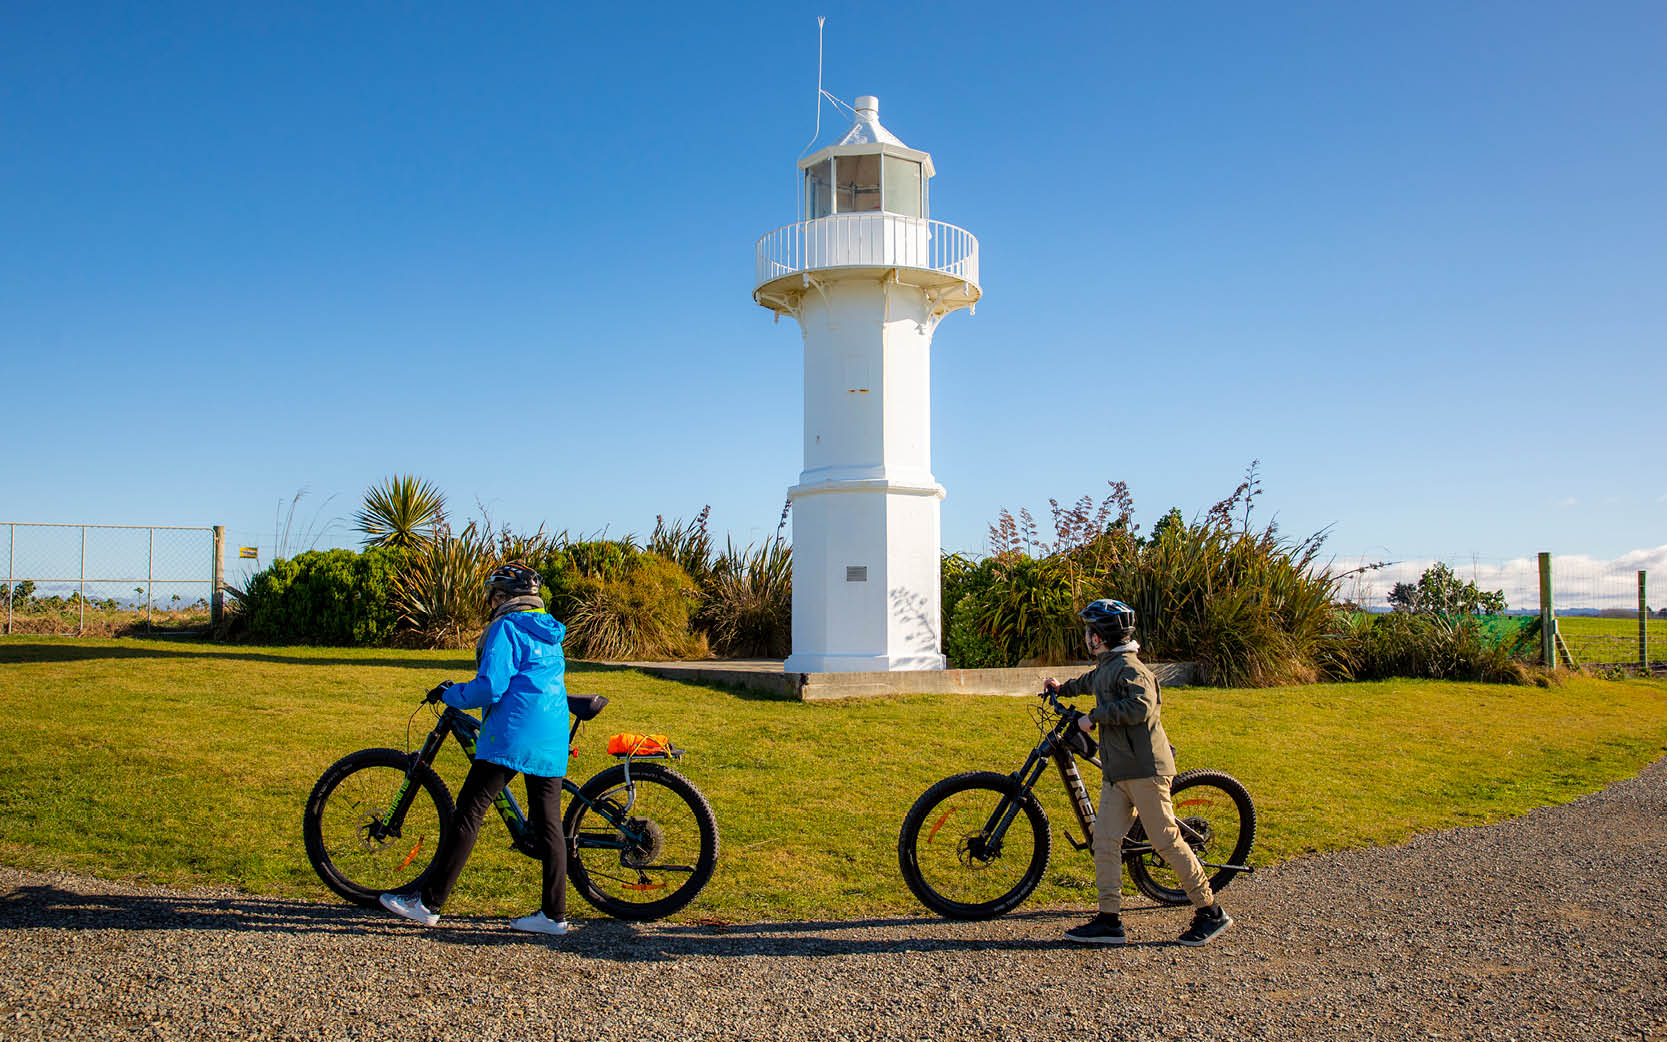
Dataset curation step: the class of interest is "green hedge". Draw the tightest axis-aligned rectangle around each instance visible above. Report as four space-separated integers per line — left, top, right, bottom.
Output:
241 548 405 646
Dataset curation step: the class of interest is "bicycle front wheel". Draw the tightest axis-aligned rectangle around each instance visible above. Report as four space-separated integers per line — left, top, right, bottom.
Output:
898 771 1051 920
563 762 719 921
302 748 455 907
1126 768 1256 906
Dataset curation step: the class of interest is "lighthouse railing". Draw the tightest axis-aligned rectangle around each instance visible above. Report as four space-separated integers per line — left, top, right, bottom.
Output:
756 216 979 289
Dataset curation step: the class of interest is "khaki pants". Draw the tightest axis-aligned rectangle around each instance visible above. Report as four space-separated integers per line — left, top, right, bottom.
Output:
1094 774 1214 914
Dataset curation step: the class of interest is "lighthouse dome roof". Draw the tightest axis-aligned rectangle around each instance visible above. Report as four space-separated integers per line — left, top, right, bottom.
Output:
835 96 908 148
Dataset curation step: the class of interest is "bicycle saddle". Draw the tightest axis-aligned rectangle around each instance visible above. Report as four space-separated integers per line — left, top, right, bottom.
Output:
567 694 608 720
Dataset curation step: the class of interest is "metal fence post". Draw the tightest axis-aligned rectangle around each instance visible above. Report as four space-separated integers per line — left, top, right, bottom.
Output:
5 523 12 636
1538 552 1554 668
1640 570 1649 674
79 525 87 635
211 526 225 629
146 528 155 633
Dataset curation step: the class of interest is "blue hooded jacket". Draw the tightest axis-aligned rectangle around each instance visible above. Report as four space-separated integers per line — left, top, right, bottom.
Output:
440 610 569 778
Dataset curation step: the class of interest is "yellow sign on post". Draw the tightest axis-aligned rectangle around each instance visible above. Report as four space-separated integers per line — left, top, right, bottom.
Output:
239 547 258 560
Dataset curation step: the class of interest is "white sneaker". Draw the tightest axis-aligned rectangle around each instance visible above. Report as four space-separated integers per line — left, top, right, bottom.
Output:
379 891 439 927
509 911 570 936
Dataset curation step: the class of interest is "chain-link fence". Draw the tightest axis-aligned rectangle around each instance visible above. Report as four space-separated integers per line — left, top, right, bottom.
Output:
1331 549 1663 672
3 523 223 635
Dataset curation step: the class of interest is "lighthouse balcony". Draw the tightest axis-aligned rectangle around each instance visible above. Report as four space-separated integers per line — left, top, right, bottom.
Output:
754 214 980 317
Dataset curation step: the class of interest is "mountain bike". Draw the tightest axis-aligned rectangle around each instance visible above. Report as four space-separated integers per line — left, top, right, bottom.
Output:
898 688 1255 919
302 692 719 921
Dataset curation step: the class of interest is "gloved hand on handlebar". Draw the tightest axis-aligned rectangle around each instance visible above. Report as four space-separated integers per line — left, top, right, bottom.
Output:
425 681 454 705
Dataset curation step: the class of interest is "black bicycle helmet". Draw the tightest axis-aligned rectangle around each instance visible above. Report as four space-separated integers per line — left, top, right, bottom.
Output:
484 561 541 598
1079 598 1136 645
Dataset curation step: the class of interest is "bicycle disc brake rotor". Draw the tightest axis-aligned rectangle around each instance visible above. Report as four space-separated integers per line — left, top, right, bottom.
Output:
355 811 393 853
1180 816 1213 853
620 817 666 868
955 832 998 868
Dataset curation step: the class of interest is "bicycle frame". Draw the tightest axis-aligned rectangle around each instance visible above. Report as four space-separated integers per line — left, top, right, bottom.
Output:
376 704 647 861
987 692 1240 870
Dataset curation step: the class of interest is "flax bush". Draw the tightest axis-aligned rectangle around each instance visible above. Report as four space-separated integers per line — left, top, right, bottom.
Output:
961 467 1342 685
390 525 496 649
701 538 793 658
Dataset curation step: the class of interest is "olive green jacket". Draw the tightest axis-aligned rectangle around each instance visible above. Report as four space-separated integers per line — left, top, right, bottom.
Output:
1058 647 1175 782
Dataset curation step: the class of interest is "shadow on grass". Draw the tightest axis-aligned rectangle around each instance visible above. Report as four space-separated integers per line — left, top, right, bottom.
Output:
0 642 764 691
0 882 1148 959
0 640 463 671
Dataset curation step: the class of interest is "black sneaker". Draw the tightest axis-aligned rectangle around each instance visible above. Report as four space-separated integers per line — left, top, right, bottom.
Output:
1177 904 1232 947
1064 913 1127 946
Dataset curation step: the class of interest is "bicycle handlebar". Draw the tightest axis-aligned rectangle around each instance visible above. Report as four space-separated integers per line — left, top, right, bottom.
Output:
1037 688 1083 726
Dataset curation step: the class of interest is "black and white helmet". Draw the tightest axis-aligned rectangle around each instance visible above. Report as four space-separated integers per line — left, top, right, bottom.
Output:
1079 598 1136 645
484 561 540 598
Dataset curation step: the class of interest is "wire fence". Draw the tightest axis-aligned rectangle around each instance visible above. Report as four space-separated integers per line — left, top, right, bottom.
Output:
2 523 223 635
1330 548 1664 670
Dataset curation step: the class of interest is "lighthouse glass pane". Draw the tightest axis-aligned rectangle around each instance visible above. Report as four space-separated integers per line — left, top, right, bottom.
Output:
883 156 921 218
835 153 882 213
806 160 832 219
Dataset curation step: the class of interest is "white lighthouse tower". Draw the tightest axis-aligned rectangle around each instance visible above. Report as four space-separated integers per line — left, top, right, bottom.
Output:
754 96 981 673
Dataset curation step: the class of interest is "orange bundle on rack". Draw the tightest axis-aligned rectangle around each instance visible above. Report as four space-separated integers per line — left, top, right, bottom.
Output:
607 732 671 756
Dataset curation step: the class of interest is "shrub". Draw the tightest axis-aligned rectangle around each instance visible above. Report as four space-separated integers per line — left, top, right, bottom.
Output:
391 525 495 649
701 539 792 658
1320 610 1540 683
944 591 1006 669
959 466 1344 684
1321 611 1539 684
241 547 404 645
561 554 707 661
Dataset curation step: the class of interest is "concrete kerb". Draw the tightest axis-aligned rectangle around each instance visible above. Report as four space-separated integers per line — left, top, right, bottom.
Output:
580 659 1200 701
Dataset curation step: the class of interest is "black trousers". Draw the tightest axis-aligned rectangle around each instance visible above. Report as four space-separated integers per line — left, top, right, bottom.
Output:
422 759 567 920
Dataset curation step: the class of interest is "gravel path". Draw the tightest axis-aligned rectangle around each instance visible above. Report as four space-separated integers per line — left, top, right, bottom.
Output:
4 761 1666 1042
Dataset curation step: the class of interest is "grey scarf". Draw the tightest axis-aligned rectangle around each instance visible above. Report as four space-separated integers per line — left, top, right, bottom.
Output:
475 594 547 661
490 593 545 623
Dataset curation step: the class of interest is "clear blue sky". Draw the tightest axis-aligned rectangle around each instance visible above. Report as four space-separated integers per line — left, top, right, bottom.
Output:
4 1 1663 572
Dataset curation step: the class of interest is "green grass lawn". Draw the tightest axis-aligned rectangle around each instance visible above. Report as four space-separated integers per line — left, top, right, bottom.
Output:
2 637 1665 922
1557 615 1667 665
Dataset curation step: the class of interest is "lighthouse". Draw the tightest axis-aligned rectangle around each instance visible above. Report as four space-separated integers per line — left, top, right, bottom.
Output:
754 96 981 673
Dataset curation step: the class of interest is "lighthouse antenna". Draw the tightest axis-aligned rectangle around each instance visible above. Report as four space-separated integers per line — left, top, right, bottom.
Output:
798 16 827 163
794 17 828 221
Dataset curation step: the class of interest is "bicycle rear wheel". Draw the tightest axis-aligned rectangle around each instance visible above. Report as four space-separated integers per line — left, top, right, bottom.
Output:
1125 768 1255 906
898 771 1051 920
563 762 719 921
302 748 455 907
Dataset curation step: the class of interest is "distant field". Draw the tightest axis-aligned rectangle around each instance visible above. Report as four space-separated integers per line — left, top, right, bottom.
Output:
1 637 1665 922
1558 615 1667 665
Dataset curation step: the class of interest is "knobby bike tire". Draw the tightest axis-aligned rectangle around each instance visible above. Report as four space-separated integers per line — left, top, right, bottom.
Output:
898 771 1052 920
562 762 719 921
1125 767 1256 906
302 747 455 907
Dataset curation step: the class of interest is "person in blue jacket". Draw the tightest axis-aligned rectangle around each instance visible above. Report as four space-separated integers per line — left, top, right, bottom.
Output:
379 562 572 936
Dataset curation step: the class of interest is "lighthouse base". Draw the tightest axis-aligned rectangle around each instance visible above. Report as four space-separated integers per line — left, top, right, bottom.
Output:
784 650 946 674
786 480 946 674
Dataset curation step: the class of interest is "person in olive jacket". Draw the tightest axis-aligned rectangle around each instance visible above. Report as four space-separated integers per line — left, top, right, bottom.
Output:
1045 599 1232 947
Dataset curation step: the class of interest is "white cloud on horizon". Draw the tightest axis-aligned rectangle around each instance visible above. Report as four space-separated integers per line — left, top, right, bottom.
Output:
1328 545 1667 613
